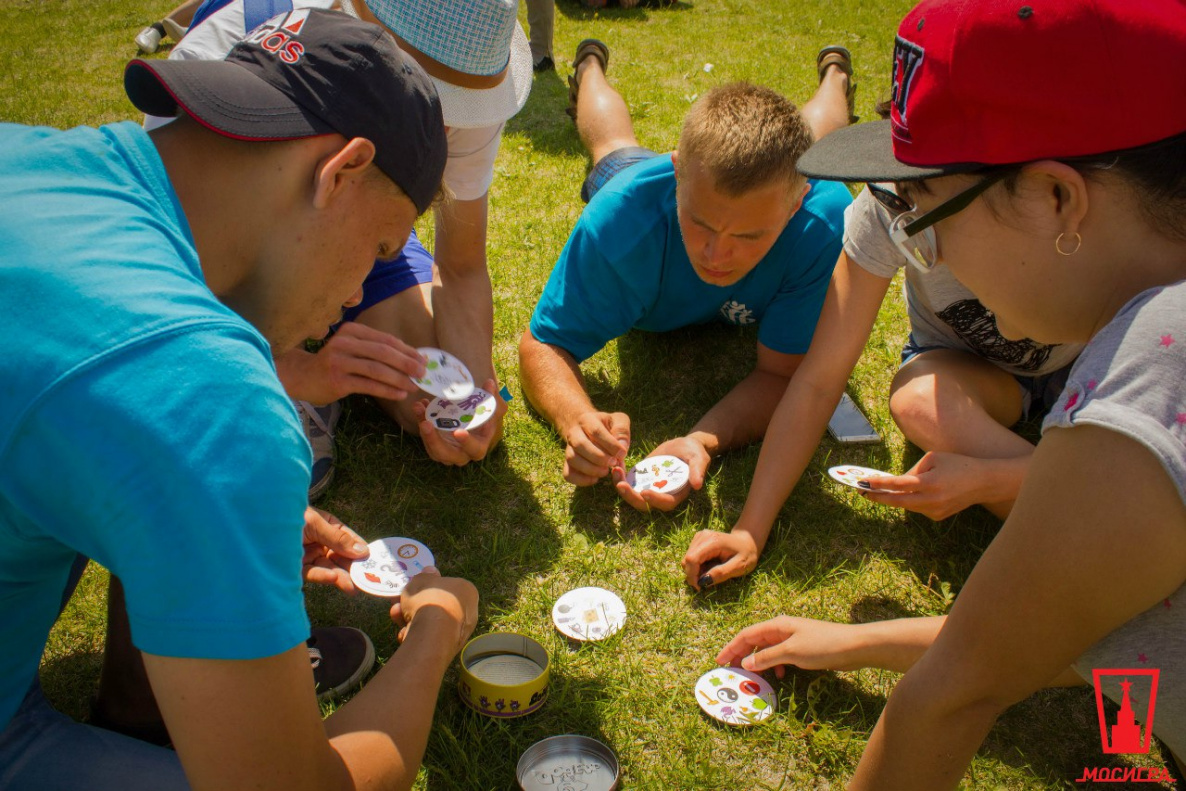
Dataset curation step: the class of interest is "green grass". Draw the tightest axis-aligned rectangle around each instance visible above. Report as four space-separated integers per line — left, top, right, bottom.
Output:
3 0 1174 787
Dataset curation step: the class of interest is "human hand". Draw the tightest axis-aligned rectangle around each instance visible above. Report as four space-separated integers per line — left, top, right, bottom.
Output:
390 568 479 654
301 506 370 594
559 409 631 486
280 322 427 406
414 379 507 466
682 529 761 590
716 616 870 678
612 436 709 512
858 451 990 520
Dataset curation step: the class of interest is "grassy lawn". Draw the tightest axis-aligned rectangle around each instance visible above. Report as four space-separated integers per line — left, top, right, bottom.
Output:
3 0 1173 787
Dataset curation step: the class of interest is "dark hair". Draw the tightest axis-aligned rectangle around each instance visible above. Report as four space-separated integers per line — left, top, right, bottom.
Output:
990 131 1186 241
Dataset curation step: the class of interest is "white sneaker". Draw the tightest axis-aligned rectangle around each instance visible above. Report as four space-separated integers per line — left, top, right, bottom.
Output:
161 17 189 41
135 23 164 53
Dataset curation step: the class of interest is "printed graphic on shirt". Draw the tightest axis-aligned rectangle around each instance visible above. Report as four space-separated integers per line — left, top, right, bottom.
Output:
935 299 1055 372
719 300 755 325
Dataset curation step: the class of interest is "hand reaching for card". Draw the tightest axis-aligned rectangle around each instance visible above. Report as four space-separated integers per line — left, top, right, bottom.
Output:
716 616 871 679
856 451 999 520
560 409 631 486
277 322 427 406
613 436 709 512
682 528 760 590
390 569 479 655
301 506 371 594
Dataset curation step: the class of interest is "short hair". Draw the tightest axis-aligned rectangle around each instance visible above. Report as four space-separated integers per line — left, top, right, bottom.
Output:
678 82 813 196
365 162 452 214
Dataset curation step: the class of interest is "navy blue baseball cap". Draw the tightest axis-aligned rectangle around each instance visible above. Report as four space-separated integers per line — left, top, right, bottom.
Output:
125 8 447 213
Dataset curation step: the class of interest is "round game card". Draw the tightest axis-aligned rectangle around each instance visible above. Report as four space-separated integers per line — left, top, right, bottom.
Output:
827 464 893 491
695 667 776 727
425 387 497 433
413 347 474 400
625 455 690 496
551 587 627 642
349 537 435 598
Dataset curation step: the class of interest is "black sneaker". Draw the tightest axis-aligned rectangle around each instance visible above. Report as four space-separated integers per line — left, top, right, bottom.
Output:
308 626 375 703
533 56 555 72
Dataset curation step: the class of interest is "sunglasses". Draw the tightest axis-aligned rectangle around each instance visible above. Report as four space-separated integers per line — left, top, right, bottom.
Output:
868 172 1008 270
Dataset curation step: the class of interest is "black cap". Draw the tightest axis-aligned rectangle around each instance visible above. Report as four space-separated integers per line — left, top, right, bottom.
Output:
125 8 447 213
797 120 982 183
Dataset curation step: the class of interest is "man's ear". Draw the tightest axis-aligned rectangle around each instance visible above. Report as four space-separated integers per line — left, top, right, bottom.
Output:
671 149 680 180
312 137 377 210
790 179 810 214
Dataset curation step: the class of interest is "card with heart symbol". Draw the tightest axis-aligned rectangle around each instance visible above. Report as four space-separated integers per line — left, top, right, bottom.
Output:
349 537 434 598
694 667 776 726
624 455 690 496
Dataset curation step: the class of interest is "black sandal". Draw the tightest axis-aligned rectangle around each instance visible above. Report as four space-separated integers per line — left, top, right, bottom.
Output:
816 45 858 124
566 38 610 121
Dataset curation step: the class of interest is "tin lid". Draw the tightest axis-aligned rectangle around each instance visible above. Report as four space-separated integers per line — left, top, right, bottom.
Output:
517 734 620 791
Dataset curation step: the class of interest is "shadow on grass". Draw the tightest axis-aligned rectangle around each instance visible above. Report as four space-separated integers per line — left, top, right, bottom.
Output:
554 0 693 23
307 396 564 657
37 650 105 723
519 323 1005 594
506 66 585 158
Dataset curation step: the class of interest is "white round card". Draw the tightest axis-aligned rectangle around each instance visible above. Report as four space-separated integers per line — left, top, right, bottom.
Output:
349 537 434 598
827 464 893 491
425 387 497 433
551 587 627 642
625 455 690 495
413 347 474 400
695 667 776 726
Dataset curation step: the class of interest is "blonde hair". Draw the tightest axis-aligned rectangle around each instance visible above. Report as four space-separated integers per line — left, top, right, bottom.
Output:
679 82 812 196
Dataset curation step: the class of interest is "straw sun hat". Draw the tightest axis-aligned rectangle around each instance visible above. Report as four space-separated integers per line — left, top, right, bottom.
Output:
349 0 532 129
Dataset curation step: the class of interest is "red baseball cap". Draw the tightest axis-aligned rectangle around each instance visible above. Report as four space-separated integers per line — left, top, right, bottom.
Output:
799 0 1186 182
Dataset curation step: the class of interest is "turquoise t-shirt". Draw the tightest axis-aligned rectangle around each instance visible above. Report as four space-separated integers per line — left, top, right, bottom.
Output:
529 155 851 362
0 122 312 728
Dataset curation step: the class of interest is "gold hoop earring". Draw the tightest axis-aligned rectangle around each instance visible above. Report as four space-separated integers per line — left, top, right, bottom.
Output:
1055 232 1082 256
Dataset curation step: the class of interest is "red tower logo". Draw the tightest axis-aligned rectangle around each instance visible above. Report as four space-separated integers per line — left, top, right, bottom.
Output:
1092 668 1159 754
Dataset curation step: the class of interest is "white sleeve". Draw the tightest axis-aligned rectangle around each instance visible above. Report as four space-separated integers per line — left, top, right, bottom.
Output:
842 187 908 279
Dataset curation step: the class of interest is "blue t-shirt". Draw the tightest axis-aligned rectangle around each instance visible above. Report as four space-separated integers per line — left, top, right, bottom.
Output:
529 155 850 362
0 122 312 728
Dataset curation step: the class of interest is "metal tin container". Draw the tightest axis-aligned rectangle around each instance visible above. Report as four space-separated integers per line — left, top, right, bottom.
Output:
516 735 620 791
458 633 549 718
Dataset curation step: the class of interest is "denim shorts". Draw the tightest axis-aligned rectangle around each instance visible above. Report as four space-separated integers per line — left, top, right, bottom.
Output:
900 334 1073 420
0 555 190 791
340 226 435 324
580 146 659 204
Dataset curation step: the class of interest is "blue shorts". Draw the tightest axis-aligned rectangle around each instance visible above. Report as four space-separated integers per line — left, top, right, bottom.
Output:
580 146 658 204
340 226 435 324
900 334 1073 420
